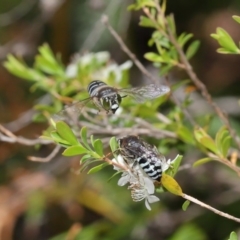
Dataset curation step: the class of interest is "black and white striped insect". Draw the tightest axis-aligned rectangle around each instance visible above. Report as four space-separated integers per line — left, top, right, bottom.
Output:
118 135 166 182
54 80 170 121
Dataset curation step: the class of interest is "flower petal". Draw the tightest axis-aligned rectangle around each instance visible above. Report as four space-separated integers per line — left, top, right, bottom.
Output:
147 195 160 203
144 177 155 194
145 199 151 211
118 174 130 186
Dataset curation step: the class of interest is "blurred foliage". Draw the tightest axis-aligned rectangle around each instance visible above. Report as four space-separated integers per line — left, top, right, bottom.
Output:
1 0 240 239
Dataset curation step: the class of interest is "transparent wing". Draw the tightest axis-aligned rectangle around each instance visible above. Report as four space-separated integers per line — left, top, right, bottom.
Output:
118 84 170 103
52 98 92 122
142 141 166 163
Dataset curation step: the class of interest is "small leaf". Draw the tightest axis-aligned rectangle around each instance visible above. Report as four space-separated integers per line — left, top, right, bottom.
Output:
222 136 231 158
109 137 118 153
139 16 156 28
177 126 195 145
166 155 183 177
80 154 92 164
161 173 183 196
50 132 70 145
87 163 108 174
93 139 103 156
90 135 95 148
171 79 191 91
107 171 122 182
182 200 190 211
63 145 88 156
186 40 200 59
194 128 218 154
144 52 163 62
228 231 238 240
178 33 193 47
80 127 91 150
56 121 79 145
233 15 240 24
193 158 212 167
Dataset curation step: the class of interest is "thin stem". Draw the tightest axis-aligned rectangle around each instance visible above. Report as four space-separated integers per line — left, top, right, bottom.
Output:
101 15 158 84
29 145 61 162
182 193 240 223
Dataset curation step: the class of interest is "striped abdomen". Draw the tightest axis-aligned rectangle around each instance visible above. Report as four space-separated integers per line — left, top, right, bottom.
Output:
137 157 162 181
87 80 107 97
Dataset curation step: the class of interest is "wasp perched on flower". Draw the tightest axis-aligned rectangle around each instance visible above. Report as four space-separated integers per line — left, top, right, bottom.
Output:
118 135 168 182
54 80 170 121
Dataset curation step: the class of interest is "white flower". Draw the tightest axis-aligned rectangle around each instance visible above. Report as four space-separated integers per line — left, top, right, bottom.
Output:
112 155 160 210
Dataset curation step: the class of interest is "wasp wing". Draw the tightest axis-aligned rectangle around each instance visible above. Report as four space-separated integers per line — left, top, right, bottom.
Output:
118 84 170 103
53 97 92 122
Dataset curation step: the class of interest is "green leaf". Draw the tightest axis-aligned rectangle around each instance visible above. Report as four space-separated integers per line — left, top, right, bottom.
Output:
80 154 92 164
232 15 240 24
144 52 163 62
93 139 104 156
62 145 88 156
215 126 230 157
161 173 183 196
194 128 218 154
212 28 240 53
35 44 65 76
56 121 79 145
193 158 212 167
166 155 183 177
178 33 193 47
90 135 95 148
139 16 156 28
107 171 122 182
177 126 195 145
171 79 191 91
109 137 118 153
228 231 238 240
50 131 70 145
186 40 200 59
87 163 108 174
222 136 231 158
80 127 91 150
182 200 190 211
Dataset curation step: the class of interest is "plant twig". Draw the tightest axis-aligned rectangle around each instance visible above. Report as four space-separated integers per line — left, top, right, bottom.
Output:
28 145 61 162
182 193 240 223
101 15 158 84
0 124 52 145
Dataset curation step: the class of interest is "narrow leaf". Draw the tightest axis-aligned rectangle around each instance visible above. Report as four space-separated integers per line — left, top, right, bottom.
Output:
228 231 238 240
222 136 231 158
93 139 104 156
161 173 183 196
182 200 190 211
50 131 70 145
167 155 183 177
109 137 118 153
56 121 78 145
62 145 88 156
80 127 91 150
232 15 240 24
107 171 122 182
193 158 212 167
80 154 92 164
186 40 200 59
87 163 108 174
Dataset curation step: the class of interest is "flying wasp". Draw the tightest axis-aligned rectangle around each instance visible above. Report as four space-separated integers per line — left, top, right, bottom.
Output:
54 80 170 121
118 135 167 182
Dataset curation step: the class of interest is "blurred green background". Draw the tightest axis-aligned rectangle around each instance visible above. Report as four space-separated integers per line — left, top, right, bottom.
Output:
0 0 240 239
